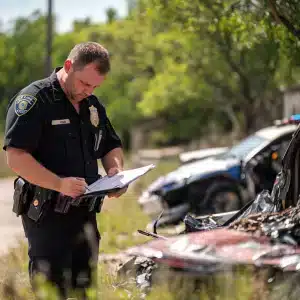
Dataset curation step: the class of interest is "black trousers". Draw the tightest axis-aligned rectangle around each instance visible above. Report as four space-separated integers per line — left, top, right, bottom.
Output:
22 205 100 299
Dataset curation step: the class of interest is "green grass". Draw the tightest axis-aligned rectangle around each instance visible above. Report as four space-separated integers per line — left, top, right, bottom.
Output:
0 244 274 300
99 191 152 254
0 158 182 299
98 158 180 254
0 157 291 299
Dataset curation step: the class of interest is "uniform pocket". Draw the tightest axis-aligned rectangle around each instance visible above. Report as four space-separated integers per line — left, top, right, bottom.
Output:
65 130 81 160
51 124 74 139
51 124 80 157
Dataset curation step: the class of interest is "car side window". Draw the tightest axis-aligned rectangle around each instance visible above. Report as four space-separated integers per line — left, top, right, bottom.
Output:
268 134 293 172
271 134 293 161
277 139 291 160
249 133 294 191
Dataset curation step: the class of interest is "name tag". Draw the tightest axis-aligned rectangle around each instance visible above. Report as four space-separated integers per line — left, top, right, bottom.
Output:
51 119 70 125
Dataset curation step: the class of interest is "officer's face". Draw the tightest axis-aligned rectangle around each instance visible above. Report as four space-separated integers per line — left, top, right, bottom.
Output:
65 61 106 102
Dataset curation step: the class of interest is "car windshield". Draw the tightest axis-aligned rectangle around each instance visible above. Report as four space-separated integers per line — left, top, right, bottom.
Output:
219 135 268 160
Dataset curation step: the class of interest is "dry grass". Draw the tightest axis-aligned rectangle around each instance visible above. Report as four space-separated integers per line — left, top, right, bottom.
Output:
0 158 180 299
0 157 293 299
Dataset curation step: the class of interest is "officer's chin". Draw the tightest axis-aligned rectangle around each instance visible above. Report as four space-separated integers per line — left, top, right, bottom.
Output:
72 95 86 103
78 94 89 101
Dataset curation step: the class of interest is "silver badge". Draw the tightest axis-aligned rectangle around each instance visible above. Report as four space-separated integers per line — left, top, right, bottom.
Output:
89 105 99 127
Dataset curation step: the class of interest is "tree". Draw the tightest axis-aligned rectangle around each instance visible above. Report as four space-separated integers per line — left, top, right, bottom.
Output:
266 0 300 39
105 8 118 24
0 10 47 127
1 1 300 148
72 17 91 31
127 0 137 13
142 0 285 135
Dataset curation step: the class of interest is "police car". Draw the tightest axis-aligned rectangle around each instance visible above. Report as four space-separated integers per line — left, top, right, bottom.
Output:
138 116 300 226
178 147 228 165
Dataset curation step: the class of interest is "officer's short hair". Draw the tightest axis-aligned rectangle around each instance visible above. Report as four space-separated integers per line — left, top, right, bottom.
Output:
68 42 110 75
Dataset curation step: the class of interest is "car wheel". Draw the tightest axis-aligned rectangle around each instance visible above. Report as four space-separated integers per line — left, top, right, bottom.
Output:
206 183 243 214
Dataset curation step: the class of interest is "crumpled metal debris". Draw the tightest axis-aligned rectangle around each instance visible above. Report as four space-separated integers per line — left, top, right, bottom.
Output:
236 189 281 221
181 188 283 234
183 214 219 233
117 255 157 297
182 202 300 247
119 206 300 296
133 257 157 298
229 205 300 246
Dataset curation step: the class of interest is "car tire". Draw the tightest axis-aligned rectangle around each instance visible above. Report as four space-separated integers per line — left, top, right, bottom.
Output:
204 181 243 214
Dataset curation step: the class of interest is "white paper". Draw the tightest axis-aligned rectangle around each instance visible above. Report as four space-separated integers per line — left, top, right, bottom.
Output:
85 164 156 194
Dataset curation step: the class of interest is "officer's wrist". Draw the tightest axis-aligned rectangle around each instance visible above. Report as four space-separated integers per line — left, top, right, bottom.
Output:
53 176 62 193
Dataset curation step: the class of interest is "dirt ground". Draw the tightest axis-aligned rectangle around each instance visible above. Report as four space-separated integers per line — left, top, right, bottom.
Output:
0 177 25 254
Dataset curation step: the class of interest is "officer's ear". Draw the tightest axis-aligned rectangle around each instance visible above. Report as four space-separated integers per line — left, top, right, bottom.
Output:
64 60 73 73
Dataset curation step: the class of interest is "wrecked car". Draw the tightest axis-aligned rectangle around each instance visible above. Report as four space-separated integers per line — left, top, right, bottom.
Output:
128 227 300 274
138 117 300 226
121 122 300 295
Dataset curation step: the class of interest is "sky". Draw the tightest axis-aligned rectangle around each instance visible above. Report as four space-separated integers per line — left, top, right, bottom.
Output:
0 0 128 32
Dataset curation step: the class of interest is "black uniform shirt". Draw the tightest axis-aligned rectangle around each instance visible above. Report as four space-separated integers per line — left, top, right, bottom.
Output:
3 67 122 185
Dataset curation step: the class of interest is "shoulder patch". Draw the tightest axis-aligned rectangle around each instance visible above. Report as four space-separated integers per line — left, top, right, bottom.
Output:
14 94 38 116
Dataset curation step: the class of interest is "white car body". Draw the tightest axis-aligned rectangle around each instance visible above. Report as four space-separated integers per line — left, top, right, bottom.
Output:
179 147 228 164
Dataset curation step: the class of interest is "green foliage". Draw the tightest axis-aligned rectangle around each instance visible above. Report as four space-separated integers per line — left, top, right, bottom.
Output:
0 10 47 128
1 1 300 144
145 0 291 134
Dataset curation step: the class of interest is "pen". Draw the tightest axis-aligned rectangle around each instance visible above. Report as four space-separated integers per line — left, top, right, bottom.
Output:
75 177 91 192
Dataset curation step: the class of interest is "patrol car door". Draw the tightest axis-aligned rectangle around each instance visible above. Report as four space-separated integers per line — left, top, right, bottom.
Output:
248 133 293 193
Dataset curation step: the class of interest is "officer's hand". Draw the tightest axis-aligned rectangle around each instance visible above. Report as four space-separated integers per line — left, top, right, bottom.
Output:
107 167 128 198
108 186 128 198
59 177 87 198
107 167 120 177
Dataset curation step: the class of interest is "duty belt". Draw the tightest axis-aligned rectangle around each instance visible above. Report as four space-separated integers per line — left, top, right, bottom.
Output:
54 193 105 214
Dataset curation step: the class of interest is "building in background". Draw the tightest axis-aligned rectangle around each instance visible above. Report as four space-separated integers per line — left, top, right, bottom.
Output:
283 85 300 118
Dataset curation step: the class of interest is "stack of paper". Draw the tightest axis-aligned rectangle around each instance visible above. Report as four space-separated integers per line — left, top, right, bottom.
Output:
85 164 156 195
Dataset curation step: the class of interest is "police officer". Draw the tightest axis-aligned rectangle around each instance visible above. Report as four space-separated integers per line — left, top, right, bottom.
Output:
3 42 127 298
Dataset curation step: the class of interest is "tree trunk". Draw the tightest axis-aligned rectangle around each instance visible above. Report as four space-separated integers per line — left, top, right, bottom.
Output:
129 118 166 166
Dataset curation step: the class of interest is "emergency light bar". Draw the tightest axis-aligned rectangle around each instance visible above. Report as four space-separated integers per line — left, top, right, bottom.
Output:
274 114 300 126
